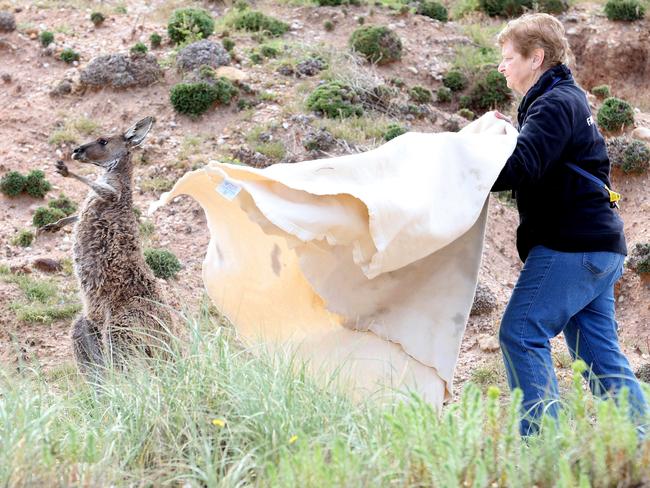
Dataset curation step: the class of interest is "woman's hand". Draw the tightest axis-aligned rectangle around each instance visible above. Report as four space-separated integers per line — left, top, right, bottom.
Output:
494 111 513 125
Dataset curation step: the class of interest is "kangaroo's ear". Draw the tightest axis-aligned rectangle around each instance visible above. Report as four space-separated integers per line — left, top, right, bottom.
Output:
124 116 155 147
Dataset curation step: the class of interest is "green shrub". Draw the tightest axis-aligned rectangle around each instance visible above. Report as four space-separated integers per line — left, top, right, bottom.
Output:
24 170 52 198
33 207 66 228
591 84 611 99
437 86 452 103
260 44 280 58
324 20 335 31
597 97 634 132
479 0 532 16
249 51 263 64
416 0 448 21
349 26 402 65
144 248 182 279
468 68 511 110
39 30 54 47
537 0 569 14
130 42 148 55
90 12 105 26
443 70 468 92
627 242 650 274
170 79 237 117
316 0 362 5
232 11 289 37
0 171 27 197
306 81 363 118
150 33 162 48
60 48 79 63
222 37 235 51
458 108 476 120
234 0 250 11
357 16 366 25
409 85 433 103
383 123 407 141
48 194 77 216
607 137 650 174
167 8 215 44
459 94 471 108
604 0 645 20
11 229 34 248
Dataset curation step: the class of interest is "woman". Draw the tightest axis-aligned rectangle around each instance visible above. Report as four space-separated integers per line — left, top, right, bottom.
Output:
491 13 647 435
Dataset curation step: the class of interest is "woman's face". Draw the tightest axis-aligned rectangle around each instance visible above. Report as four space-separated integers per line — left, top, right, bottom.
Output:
498 41 540 96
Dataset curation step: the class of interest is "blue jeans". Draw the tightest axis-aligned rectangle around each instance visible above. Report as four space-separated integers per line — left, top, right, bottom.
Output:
499 245 647 435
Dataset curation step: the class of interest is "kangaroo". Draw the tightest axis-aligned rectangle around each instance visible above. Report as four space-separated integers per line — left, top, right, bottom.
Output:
42 117 173 379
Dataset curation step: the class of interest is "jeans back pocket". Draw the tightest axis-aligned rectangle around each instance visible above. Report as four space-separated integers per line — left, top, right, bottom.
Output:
582 251 619 277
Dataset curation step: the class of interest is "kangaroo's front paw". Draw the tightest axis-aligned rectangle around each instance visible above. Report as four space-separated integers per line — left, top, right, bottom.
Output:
55 160 70 177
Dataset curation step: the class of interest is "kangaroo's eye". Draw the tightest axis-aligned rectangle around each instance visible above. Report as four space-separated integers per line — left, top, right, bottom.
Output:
98 138 108 146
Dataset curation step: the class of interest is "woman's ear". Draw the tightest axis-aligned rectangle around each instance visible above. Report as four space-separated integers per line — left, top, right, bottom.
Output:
531 48 545 70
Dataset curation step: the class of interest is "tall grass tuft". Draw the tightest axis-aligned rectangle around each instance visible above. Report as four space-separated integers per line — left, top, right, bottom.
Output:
0 313 648 486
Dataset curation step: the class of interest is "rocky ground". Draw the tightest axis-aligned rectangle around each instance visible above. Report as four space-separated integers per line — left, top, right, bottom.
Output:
0 0 648 398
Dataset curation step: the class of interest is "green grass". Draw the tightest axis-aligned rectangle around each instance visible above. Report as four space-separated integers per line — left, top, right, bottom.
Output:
49 116 100 146
140 176 175 193
2 272 81 324
0 313 648 486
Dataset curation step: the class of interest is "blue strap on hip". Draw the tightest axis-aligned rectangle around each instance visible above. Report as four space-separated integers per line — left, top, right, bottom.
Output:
566 163 621 209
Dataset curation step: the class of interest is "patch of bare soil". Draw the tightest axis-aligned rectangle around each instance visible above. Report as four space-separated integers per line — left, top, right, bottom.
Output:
0 0 648 398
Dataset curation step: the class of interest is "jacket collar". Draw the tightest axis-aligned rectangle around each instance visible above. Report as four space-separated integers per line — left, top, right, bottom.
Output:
518 64 573 121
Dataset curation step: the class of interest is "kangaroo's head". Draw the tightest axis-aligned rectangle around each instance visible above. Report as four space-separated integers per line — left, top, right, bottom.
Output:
71 117 155 171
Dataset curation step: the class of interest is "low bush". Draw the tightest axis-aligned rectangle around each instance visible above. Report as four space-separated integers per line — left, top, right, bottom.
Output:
0 171 27 197
90 12 105 26
222 37 235 51
349 26 402 65
11 229 34 248
324 20 335 31
316 0 361 5
130 42 148 55
458 108 476 120
170 79 238 117
591 84 611 99
383 123 407 141
606 137 650 174
467 68 511 111
24 170 52 198
150 33 162 48
48 194 77 216
39 30 54 47
604 0 645 21
416 0 448 21
232 11 289 37
437 86 452 103
144 248 182 279
306 81 363 118
479 0 532 16
32 207 66 228
409 85 433 103
627 242 650 274
537 0 569 14
167 8 215 44
443 70 468 92
260 44 280 58
597 97 634 132
60 48 79 63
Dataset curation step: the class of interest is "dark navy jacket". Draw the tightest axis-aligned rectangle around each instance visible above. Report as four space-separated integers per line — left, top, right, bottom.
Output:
492 64 627 262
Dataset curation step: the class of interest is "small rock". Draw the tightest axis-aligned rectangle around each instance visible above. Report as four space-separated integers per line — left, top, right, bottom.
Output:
176 40 230 73
10 263 31 274
478 335 500 353
407 66 418 75
0 11 16 32
1 72 10 83
32 257 62 273
214 66 248 82
632 127 650 143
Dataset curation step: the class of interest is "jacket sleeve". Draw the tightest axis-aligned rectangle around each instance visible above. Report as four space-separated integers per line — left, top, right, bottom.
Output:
491 94 574 191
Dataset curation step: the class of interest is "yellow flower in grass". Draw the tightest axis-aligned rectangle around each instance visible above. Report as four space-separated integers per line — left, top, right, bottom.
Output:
212 418 226 427
288 435 298 444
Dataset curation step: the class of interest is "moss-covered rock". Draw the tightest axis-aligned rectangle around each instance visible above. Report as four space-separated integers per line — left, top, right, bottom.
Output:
306 81 363 118
349 26 402 65
167 7 215 44
597 97 634 132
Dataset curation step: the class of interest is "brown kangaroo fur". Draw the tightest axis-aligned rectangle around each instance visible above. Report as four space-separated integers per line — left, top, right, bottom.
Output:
43 117 174 379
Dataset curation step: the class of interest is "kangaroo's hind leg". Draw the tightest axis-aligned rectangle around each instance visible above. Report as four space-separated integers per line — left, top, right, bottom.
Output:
72 316 104 379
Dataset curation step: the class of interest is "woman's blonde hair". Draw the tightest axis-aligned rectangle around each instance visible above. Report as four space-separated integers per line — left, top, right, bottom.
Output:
497 13 571 70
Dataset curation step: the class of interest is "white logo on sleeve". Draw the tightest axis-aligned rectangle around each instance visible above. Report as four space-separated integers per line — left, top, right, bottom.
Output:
586 116 594 126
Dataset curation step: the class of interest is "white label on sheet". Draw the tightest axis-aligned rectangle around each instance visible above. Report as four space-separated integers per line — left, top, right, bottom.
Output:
216 179 241 201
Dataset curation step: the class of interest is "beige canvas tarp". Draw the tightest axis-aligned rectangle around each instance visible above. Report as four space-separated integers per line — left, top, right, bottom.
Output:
151 112 517 407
